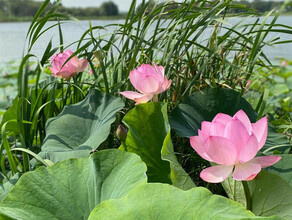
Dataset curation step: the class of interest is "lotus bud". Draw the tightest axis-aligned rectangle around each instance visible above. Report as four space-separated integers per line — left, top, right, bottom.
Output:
116 124 128 141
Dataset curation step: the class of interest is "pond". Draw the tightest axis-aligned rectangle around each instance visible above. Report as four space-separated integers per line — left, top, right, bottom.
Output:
0 16 291 63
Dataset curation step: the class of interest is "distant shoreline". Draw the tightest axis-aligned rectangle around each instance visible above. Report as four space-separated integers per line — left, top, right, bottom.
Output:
0 12 292 23
0 14 128 23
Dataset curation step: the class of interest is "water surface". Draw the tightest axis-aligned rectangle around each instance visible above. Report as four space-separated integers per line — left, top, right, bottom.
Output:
0 16 291 63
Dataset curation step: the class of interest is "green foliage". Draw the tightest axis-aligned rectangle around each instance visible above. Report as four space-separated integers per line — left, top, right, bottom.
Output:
248 171 292 219
245 63 292 145
0 150 147 220
0 173 21 202
99 1 119 16
120 102 195 189
169 88 291 154
0 0 291 219
170 88 257 137
266 154 292 187
120 103 171 183
229 0 288 14
221 177 247 208
40 89 124 163
0 0 120 21
0 0 44 18
89 183 258 219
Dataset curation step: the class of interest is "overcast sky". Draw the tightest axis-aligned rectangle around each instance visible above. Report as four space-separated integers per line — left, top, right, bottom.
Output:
57 0 143 12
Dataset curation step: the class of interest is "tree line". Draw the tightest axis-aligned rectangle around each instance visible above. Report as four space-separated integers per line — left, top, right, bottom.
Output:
137 0 292 15
0 0 291 21
0 0 119 20
230 0 292 13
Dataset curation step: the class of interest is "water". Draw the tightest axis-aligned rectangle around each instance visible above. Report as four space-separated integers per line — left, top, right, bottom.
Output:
0 16 291 64
0 20 124 63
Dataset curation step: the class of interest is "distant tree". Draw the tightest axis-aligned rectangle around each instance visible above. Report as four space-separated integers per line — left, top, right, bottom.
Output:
136 1 155 15
136 1 179 16
4 0 42 17
251 0 273 12
99 1 119 16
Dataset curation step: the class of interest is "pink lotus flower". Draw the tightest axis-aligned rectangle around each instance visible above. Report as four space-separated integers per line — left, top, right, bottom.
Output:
120 64 171 104
246 80 251 88
190 110 281 183
281 60 287 67
50 49 88 80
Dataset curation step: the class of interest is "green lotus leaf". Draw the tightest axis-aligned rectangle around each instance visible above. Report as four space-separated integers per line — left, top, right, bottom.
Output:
248 171 292 219
40 89 124 162
0 173 21 202
89 183 268 220
0 149 147 220
169 88 290 153
266 154 292 188
120 102 195 189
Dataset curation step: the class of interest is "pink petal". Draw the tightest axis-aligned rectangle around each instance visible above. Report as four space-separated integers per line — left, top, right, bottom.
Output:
70 56 80 67
233 110 252 134
160 77 171 93
238 134 259 163
153 63 165 79
233 162 261 181
76 59 89 73
51 54 63 70
200 165 234 183
64 49 73 56
62 63 78 74
198 129 209 143
190 136 213 162
119 91 145 100
137 74 160 94
252 116 268 150
134 94 153 104
129 69 145 93
212 113 232 125
204 136 237 165
50 53 59 63
49 67 58 76
224 118 250 153
201 121 212 136
209 121 226 137
119 91 152 104
56 71 74 80
249 155 281 168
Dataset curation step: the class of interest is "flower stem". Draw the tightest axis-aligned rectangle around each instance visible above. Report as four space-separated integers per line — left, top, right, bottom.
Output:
122 140 127 151
152 94 159 102
242 181 251 210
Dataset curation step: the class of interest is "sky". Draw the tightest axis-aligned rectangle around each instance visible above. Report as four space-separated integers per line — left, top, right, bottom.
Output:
55 0 143 12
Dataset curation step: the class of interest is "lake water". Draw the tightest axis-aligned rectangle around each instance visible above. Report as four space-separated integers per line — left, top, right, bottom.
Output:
0 16 291 64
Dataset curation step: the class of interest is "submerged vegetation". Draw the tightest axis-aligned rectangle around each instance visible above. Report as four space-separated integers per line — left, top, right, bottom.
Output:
0 0 291 219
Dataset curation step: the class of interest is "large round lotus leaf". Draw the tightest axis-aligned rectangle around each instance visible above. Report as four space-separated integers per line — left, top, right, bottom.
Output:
0 173 21 202
266 154 292 187
89 183 258 220
120 102 171 183
248 171 292 219
120 102 195 189
40 89 124 163
0 150 147 220
170 88 257 137
169 88 290 154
